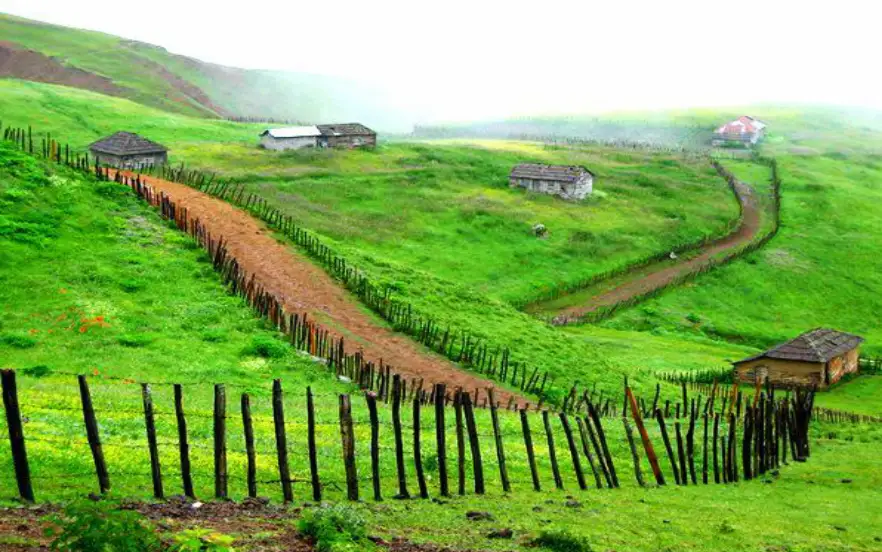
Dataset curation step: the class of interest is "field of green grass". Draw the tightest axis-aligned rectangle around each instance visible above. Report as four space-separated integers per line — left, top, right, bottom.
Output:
601 152 882 356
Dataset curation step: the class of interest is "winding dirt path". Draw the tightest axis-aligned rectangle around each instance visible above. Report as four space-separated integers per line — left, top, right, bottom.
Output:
542 178 762 324
121 172 522 405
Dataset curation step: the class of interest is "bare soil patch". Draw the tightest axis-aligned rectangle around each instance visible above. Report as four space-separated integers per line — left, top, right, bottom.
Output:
120 172 522 405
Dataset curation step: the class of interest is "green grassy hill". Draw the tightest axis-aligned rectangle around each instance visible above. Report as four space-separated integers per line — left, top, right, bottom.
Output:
0 13 412 129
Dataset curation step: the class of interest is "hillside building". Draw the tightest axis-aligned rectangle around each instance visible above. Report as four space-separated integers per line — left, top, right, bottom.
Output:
88 131 168 169
712 115 767 146
509 164 594 200
260 123 376 151
733 328 864 388
317 123 377 148
259 126 323 150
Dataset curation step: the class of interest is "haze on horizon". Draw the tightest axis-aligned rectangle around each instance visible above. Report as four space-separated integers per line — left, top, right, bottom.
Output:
2 0 881 124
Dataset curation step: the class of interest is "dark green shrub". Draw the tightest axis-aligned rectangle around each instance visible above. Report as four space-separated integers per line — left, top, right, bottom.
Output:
22 365 51 378
241 335 288 359
533 528 593 552
117 333 154 348
44 499 162 551
297 504 374 552
0 332 37 349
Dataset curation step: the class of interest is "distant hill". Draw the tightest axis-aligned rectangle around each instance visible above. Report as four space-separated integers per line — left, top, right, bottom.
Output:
0 13 413 130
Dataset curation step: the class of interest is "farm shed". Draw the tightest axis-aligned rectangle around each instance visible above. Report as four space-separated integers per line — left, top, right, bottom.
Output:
712 115 767 146
509 164 594 200
733 328 864 388
317 123 377 148
259 126 322 150
88 131 167 169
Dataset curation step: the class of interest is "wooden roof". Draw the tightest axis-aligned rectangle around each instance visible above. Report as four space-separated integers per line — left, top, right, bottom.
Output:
316 123 375 137
88 132 167 155
510 163 593 183
735 328 864 364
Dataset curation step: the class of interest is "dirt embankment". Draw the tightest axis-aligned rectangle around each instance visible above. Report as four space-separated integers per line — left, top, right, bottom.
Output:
0 41 130 98
548 178 762 323
122 172 522 405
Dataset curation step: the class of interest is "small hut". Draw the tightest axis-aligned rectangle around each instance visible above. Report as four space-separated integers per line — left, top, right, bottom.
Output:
509 164 594 200
733 328 864 388
88 132 167 169
317 123 377 148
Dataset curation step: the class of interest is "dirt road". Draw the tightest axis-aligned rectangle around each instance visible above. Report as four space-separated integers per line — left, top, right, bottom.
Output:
545 178 762 324
122 172 522 404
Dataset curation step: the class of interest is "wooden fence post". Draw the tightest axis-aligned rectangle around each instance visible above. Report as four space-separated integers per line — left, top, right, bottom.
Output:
307 386 321 501
412 397 429 498
489 390 511 492
141 383 164 499
622 417 645 487
542 410 563 490
272 379 294 502
1 370 33 502
231 394 254 497
391 376 410 499
655 409 680 485
214 384 227 499
174 384 194 499
434 384 449 497
626 387 664 486
702 413 709 484
576 418 603 489
674 422 687 486
463 392 485 494
78 375 110 494
455 390 467 495
365 392 382 501
588 404 618 488
339 394 359 501
713 413 721 484
520 409 541 491
559 413 586 490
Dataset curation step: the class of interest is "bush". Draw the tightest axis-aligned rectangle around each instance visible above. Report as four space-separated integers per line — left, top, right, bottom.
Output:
0 332 38 349
297 504 375 552
532 528 593 552
241 335 288 359
170 528 236 551
44 499 162 551
117 333 155 348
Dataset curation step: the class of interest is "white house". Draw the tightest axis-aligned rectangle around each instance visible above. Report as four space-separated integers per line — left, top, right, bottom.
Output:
259 126 322 150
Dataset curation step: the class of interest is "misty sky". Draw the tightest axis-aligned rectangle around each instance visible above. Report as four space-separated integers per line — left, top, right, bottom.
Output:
3 0 880 122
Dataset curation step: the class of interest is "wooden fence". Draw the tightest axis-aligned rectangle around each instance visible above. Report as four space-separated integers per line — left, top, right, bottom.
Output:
0 369 815 504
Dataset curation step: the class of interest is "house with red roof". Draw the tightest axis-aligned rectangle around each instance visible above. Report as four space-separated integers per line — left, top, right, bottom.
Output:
712 116 767 147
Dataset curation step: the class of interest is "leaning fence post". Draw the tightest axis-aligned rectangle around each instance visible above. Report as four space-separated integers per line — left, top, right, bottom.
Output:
520 409 541 491
655 409 680 485
412 397 429 498
339 394 358 501
272 379 294 502
214 384 228 499
307 386 321 501
489 390 511 492
434 384 449 497
622 417 645 487
542 410 563 490
174 384 194 499
141 383 164 499
241 393 257 498
576 417 603 489
463 392 485 494
391 376 410 498
588 404 618 488
78 375 110 494
713 413 721 484
559 413 586 490
365 392 382 501
1 369 34 502
626 387 664 486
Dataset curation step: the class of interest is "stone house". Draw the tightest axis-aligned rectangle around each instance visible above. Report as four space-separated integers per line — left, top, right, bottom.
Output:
88 131 168 169
259 126 323 150
317 123 377 148
712 115 767 146
509 164 594 200
733 328 864 388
